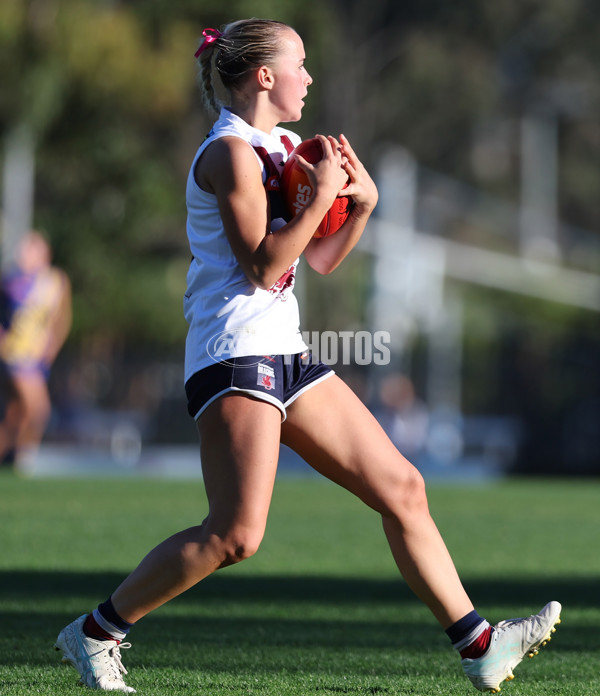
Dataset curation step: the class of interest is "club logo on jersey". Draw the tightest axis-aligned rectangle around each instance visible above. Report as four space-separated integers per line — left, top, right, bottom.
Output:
268 263 295 299
257 362 275 390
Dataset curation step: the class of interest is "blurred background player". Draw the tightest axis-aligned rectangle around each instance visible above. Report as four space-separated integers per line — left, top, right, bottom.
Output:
0 230 72 472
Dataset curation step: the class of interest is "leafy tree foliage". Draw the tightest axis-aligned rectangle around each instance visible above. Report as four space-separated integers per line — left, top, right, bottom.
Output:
0 0 337 346
1 0 597 355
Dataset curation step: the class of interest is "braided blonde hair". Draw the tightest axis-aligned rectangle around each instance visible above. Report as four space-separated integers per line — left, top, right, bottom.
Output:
197 18 293 115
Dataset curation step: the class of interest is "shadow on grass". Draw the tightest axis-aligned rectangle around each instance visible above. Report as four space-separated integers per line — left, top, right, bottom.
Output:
0 568 599 608
0 570 596 669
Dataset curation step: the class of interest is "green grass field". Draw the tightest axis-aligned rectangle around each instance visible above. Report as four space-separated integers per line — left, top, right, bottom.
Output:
1 471 599 695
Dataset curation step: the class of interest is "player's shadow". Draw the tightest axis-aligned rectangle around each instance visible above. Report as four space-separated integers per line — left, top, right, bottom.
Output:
1 569 598 607
0 569 594 669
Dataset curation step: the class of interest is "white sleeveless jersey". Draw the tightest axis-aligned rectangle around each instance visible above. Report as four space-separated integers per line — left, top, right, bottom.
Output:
184 108 307 381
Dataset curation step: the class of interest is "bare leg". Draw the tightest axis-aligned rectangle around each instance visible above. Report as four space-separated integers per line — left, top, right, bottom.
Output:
282 375 473 629
0 395 22 461
0 371 51 463
111 395 282 623
13 372 52 453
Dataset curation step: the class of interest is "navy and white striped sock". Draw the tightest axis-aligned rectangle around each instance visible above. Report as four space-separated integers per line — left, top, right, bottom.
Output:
446 610 492 659
83 597 134 643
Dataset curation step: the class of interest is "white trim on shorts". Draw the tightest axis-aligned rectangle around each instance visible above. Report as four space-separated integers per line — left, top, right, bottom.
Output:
283 370 334 409
192 370 334 423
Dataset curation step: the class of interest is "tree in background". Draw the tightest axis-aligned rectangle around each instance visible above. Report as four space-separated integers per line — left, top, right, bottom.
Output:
0 0 598 468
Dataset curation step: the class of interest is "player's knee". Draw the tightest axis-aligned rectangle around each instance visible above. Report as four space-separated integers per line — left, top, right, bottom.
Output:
380 462 428 519
405 465 428 509
219 527 263 565
179 525 263 573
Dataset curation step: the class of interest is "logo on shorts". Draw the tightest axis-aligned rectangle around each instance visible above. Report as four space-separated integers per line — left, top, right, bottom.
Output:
257 363 275 390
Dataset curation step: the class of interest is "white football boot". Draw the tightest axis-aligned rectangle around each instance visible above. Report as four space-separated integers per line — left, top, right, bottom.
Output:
462 601 561 693
55 614 136 692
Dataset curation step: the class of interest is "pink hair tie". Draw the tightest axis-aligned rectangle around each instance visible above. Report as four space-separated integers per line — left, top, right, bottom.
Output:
194 28 222 58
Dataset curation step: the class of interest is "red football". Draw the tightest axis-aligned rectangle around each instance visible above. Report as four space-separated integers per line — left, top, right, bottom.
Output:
281 138 353 238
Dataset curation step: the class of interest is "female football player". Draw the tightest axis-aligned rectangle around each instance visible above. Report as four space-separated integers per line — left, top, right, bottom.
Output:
0 231 71 472
55 18 560 693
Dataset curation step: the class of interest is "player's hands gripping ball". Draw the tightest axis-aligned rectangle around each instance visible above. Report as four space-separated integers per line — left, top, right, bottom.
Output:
281 137 354 238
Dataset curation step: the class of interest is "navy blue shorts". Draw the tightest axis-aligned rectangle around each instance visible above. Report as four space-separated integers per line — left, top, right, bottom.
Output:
185 352 334 421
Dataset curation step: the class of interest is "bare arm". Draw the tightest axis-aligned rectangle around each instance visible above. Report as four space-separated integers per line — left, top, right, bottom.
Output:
197 134 349 290
43 271 72 366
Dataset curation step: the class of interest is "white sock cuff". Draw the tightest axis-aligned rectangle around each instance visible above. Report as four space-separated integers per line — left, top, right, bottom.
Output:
92 608 127 642
452 619 491 652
